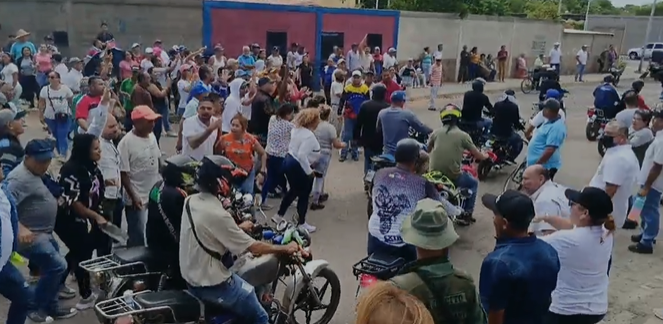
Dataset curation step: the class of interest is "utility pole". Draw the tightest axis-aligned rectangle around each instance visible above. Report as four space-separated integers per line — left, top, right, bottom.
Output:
584 0 592 31
558 0 563 15
638 0 658 73
375 0 379 9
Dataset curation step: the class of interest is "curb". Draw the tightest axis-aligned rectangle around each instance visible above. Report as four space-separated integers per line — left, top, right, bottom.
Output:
408 76 639 102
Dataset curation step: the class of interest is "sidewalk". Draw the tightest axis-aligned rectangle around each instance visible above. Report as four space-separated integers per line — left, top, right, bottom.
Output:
408 70 640 102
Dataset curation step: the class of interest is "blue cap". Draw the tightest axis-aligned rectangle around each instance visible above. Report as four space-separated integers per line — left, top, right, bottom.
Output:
391 90 407 103
189 82 211 99
545 89 561 100
234 70 249 78
25 139 55 162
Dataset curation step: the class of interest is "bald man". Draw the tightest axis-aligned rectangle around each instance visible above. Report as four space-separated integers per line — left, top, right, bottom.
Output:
98 113 124 234
521 165 570 235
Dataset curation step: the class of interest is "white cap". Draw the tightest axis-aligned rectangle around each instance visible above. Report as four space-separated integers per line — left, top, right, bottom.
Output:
408 57 414 61
144 47 154 54
337 58 345 64
554 42 560 46
388 47 396 52
131 43 140 49
352 70 362 77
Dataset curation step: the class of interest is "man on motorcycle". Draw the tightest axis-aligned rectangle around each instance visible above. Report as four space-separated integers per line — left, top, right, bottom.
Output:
428 105 489 223
146 155 199 289
490 90 525 162
526 99 566 181
179 155 303 324
525 89 567 140
593 75 621 120
354 84 389 175
368 139 459 262
391 199 486 324
460 79 493 136
377 91 432 156
537 68 563 102
617 80 649 113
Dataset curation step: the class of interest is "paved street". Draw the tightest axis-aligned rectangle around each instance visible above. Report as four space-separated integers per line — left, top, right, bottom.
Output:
2 77 663 324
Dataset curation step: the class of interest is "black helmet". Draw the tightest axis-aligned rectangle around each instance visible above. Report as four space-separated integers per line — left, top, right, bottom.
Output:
162 155 199 189
632 80 645 93
471 80 484 92
196 155 247 196
394 138 421 164
603 74 615 83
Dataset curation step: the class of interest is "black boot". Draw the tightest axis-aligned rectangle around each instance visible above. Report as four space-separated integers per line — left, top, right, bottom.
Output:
622 219 638 230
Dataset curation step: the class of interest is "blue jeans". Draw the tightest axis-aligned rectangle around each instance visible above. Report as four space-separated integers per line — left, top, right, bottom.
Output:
125 205 147 247
159 102 171 132
575 64 586 81
44 117 72 156
363 148 378 176
260 155 286 204
0 262 33 324
457 171 478 212
239 168 256 194
341 117 358 159
188 274 269 324
367 234 417 263
506 132 524 160
422 64 431 84
551 63 560 74
16 233 67 314
478 118 493 136
36 72 49 88
639 187 662 247
278 154 314 224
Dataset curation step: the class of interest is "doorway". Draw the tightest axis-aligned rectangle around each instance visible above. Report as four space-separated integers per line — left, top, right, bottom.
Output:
266 31 288 56
366 33 382 52
321 32 344 63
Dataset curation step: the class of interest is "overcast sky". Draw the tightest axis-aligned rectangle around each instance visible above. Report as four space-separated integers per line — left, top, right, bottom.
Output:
611 0 652 6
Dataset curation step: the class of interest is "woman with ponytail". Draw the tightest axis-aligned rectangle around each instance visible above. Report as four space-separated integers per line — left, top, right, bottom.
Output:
356 281 434 324
532 186 614 324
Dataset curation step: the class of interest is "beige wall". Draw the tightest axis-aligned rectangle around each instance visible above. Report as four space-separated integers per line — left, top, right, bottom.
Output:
559 31 615 75
397 12 563 81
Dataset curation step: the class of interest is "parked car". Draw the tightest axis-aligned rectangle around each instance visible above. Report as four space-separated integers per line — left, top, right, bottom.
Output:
629 43 663 60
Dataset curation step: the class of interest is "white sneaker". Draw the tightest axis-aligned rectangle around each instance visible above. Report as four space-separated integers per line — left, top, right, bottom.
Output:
299 222 317 233
271 214 284 224
75 293 98 310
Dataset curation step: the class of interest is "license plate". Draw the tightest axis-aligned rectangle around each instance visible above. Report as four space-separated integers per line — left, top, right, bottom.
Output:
364 170 376 183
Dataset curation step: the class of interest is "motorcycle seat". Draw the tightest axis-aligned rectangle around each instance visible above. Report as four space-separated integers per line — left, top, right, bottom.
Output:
113 247 169 271
366 252 406 268
134 290 203 322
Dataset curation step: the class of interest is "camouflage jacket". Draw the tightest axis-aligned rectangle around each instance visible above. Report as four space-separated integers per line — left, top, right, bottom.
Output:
391 256 487 324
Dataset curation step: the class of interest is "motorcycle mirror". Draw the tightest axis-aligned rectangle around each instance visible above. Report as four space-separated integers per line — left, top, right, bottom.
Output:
234 192 243 202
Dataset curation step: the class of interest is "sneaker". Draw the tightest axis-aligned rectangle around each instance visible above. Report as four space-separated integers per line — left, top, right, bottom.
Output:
27 311 54 323
319 193 329 202
338 156 346 162
272 214 284 224
352 156 360 162
310 203 325 210
76 293 98 310
628 243 654 254
59 285 77 300
299 222 317 233
166 131 177 137
49 307 78 319
428 107 436 111
622 219 638 230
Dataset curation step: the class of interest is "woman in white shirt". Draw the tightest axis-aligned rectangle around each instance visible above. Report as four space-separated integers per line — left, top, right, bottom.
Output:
260 103 295 208
535 187 615 324
0 53 22 109
39 71 73 159
272 109 321 233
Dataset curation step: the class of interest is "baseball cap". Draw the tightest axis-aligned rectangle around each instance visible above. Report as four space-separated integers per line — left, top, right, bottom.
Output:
565 187 613 220
337 58 346 64
0 109 26 128
390 91 407 103
179 64 192 73
351 70 362 78
388 47 397 53
401 198 459 250
481 190 535 227
545 89 561 100
131 105 161 121
24 139 55 162
68 57 82 64
154 39 162 44
189 83 211 99
258 77 274 87
131 43 141 49
144 47 154 54
235 70 249 78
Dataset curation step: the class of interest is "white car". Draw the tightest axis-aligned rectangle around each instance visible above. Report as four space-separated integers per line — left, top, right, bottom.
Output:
628 42 663 59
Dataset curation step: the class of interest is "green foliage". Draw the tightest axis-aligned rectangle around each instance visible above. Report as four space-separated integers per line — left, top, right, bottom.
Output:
633 2 663 16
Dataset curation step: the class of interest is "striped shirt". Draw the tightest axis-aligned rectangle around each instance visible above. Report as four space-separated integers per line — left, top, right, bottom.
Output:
430 64 443 86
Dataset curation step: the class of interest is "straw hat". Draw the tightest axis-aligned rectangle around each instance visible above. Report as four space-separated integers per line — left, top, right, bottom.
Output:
15 29 30 39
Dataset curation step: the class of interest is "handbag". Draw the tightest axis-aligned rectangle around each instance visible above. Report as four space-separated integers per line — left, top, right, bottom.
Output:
47 86 69 122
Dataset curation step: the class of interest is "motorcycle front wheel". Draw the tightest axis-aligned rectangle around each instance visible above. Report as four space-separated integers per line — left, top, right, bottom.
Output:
585 122 599 141
598 140 606 157
521 78 533 94
294 268 342 324
477 159 493 181
503 161 527 192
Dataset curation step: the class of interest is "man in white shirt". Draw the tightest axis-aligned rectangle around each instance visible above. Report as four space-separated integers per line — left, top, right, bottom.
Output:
53 54 68 78
615 91 639 129
383 48 398 70
548 42 562 74
267 47 283 69
589 121 639 230
521 165 570 235
140 48 155 72
575 45 588 82
181 97 221 160
630 110 663 254
62 57 84 94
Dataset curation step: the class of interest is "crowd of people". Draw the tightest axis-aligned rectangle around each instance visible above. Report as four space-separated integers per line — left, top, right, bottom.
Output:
0 22 659 324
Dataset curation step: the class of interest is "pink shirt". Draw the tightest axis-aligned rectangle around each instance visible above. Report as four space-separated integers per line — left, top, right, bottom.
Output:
119 60 134 80
430 64 443 86
35 53 52 73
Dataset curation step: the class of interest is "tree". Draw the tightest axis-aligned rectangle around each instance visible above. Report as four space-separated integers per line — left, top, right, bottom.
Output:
525 1 560 20
634 2 663 16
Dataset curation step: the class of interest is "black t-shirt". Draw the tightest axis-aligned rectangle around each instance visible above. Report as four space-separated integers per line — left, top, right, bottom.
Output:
58 161 104 223
461 91 493 122
491 100 522 138
299 63 312 88
146 182 186 252
460 50 470 65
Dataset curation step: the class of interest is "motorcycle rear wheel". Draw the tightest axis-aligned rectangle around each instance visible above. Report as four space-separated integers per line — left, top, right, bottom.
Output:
585 122 599 141
503 161 527 192
598 141 606 157
521 78 533 94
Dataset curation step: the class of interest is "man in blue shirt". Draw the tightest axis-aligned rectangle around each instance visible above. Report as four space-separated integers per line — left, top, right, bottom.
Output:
237 46 256 72
480 190 560 324
9 29 36 61
321 58 336 105
377 91 432 156
593 75 620 119
527 99 566 180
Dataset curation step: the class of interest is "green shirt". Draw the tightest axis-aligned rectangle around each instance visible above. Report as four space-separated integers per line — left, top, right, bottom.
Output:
391 256 486 324
120 78 136 111
428 125 476 181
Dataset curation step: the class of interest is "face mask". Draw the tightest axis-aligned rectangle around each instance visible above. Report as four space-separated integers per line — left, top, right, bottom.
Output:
601 136 616 149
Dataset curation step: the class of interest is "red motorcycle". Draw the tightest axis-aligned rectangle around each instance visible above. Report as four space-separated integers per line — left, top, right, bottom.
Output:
586 106 608 141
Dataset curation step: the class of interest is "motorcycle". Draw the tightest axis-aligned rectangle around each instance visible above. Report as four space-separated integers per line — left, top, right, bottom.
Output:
93 222 341 324
352 252 406 298
80 189 257 300
503 160 527 192
422 171 473 224
476 121 528 181
610 66 624 86
585 106 608 141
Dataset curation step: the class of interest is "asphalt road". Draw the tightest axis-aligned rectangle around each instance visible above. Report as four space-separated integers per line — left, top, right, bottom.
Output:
3 81 663 324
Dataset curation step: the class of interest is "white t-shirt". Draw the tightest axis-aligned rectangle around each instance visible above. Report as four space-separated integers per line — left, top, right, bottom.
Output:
289 128 321 175
177 79 191 109
62 69 83 93
54 63 69 78
222 96 242 133
589 145 639 227
140 58 154 72
530 109 566 128
615 108 637 129
528 181 571 234
576 50 588 65
330 81 344 108
241 94 251 120
118 131 162 205
549 48 562 64
1 63 18 84
0 187 13 272
541 227 612 315
639 131 663 192
39 85 73 119
383 54 397 69
182 116 218 161
268 55 283 69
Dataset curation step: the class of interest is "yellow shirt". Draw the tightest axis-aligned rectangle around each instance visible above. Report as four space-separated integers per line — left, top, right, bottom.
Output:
470 53 481 64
